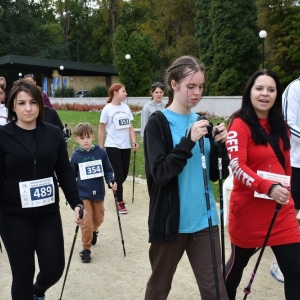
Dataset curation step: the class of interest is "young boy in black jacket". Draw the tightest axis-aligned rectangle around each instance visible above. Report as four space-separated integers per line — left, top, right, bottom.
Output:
70 123 116 262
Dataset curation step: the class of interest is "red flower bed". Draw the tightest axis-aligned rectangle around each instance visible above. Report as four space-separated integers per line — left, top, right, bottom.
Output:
52 103 143 112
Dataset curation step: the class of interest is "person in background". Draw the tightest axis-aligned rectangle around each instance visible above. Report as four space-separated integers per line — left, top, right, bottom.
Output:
0 76 7 105
23 74 54 108
44 106 64 131
0 79 84 300
282 77 300 216
0 84 7 125
140 82 165 142
224 69 300 300
98 83 139 214
143 55 229 300
268 76 300 283
71 122 117 263
63 123 72 139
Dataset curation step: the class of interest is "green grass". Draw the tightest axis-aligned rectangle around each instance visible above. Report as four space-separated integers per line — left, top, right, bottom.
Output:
57 110 225 201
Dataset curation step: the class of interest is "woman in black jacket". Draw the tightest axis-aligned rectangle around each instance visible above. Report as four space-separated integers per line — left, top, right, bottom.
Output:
0 80 84 300
143 56 230 300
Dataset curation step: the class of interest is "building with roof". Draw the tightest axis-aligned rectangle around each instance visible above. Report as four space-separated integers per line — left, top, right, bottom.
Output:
0 54 119 96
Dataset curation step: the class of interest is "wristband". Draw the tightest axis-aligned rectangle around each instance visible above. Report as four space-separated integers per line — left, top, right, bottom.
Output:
268 183 282 198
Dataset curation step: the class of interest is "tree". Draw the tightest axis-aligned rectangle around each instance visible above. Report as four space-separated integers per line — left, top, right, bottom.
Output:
113 25 156 96
138 0 199 81
257 0 300 89
195 0 213 70
195 0 260 95
0 0 50 56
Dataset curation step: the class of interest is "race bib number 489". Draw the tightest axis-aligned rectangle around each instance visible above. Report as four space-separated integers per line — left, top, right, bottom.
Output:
19 177 55 208
79 160 104 180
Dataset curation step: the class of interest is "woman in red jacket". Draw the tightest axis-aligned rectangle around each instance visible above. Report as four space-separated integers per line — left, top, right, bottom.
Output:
225 69 300 300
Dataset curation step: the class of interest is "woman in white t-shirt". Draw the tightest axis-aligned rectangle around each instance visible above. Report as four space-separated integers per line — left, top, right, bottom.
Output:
0 84 8 125
98 83 139 214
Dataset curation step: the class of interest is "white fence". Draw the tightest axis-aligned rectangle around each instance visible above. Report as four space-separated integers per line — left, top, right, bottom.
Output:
51 96 242 118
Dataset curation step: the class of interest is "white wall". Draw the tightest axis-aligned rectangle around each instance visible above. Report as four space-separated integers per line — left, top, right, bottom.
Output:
51 96 242 118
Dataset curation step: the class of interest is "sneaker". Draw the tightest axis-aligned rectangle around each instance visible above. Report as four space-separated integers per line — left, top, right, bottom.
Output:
34 296 45 300
91 231 99 245
80 249 91 263
117 201 128 214
270 259 284 283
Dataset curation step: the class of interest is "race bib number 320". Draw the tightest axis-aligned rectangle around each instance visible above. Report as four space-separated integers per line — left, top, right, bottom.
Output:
79 160 104 180
19 177 55 208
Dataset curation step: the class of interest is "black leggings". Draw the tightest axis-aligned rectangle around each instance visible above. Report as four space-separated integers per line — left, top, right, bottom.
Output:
106 147 131 202
0 211 65 300
225 242 300 300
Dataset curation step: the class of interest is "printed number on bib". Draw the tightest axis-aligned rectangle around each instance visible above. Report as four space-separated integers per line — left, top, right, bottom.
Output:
114 115 131 129
79 160 104 180
19 177 55 208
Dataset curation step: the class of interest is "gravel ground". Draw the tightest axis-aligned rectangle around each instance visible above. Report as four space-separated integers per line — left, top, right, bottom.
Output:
0 179 285 300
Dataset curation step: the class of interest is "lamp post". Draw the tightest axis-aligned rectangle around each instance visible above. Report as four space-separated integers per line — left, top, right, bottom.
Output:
125 54 131 99
18 73 22 80
259 30 267 69
60 65 64 97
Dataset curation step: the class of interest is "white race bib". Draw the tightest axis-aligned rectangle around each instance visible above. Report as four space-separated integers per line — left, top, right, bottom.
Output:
79 160 104 180
19 177 55 208
114 115 131 129
254 170 290 200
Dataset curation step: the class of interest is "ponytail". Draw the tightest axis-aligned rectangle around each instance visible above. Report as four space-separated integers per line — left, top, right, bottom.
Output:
107 83 124 103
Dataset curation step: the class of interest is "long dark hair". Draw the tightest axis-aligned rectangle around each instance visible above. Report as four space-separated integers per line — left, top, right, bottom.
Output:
7 79 44 123
149 82 164 100
228 69 290 150
165 55 205 108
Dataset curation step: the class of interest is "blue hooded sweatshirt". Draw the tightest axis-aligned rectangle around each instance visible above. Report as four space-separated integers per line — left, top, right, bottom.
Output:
70 145 114 201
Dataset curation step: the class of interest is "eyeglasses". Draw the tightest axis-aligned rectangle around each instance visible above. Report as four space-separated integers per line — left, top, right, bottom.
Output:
24 74 35 79
151 83 164 88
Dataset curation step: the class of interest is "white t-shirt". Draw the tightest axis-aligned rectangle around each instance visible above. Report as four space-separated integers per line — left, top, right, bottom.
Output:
100 103 133 149
282 78 300 167
0 104 8 126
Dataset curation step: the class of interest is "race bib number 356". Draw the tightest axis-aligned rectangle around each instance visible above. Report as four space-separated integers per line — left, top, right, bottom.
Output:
79 160 104 180
19 177 55 208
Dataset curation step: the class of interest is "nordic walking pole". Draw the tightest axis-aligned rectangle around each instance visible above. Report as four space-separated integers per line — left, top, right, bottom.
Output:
132 149 136 203
199 136 221 300
113 190 126 256
243 203 282 299
217 139 226 279
58 207 84 300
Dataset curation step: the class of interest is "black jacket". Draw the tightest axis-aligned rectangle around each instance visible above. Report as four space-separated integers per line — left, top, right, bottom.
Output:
0 121 82 216
44 106 64 131
144 111 229 243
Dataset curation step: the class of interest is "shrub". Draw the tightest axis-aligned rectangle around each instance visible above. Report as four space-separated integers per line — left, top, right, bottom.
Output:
89 85 108 97
54 87 75 97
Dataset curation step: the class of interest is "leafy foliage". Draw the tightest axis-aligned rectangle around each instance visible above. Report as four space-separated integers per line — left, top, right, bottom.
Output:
257 0 300 89
54 87 75 97
113 25 156 96
195 0 260 96
138 0 199 80
2 0 300 96
89 85 109 97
